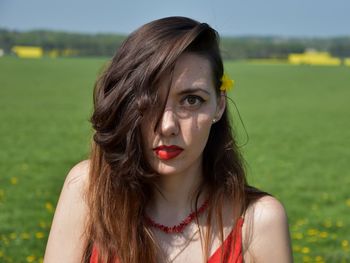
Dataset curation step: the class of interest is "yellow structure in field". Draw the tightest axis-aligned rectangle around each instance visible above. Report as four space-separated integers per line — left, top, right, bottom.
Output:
48 49 59 58
12 46 43 58
344 58 350 67
288 51 341 66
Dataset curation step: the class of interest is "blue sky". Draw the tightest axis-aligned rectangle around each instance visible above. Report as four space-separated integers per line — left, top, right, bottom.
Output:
1 0 350 37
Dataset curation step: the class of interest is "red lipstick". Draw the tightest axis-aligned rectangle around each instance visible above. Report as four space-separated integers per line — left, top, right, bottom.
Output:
153 145 183 160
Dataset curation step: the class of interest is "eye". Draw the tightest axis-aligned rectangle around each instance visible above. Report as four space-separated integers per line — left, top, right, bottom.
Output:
182 95 205 107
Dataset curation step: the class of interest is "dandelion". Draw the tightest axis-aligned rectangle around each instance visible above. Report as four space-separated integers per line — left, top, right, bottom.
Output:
301 247 310 254
10 177 18 185
323 219 332 228
319 231 328 238
26 255 35 262
307 229 319 236
292 232 303 240
315 255 325 262
39 221 47 229
292 245 301 252
342 240 349 248
346 198 350 207
9 233 17 240
341 240 349 252
45 202 54 213
300 247 310 254
39 257 44 263
336 220 344 228
220 73 234 92
20 232 30 240
1 235 9 245
35 232 45 239
295 218 308 227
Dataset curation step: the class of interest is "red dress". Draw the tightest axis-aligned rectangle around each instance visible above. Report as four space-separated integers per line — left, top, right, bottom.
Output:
90 217 244 263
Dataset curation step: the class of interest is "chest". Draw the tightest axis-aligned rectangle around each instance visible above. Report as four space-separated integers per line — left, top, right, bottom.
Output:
153 224 238 263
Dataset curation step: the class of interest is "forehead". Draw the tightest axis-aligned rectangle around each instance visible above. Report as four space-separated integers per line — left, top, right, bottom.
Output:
171 52 213 89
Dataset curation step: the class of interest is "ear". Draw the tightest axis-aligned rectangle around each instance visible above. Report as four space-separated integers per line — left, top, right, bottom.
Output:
214 91 226 121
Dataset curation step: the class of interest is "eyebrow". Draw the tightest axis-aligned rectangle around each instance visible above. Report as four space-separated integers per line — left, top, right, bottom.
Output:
177 88 210 96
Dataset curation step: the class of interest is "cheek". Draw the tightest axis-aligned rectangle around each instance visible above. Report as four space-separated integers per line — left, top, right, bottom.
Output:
184 113 213 149
196 113 213 131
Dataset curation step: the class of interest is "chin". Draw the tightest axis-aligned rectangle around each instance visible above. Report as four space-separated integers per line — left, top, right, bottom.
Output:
153 162 186 176
156 167 183 176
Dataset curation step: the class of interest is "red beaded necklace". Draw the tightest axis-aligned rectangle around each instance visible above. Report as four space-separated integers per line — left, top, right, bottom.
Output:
144 199 209 233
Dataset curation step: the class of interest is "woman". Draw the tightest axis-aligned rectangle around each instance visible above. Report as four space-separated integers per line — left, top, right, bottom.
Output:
44 17 293 263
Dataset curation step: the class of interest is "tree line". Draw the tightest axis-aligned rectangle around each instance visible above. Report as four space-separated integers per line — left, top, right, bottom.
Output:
1 28 350 59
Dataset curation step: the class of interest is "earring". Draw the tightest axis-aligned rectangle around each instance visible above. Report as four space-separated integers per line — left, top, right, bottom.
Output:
212 118 217 123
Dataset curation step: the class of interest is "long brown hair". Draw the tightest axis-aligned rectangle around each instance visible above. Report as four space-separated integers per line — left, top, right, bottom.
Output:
82 16 268 263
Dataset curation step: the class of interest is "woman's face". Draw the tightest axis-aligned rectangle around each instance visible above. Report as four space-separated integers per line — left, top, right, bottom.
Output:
141 52 225 176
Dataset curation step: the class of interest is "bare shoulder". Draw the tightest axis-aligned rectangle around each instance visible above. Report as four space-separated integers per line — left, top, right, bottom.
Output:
243 195 293 263
44 160 91 263
65 159 90 190
250 195 288 224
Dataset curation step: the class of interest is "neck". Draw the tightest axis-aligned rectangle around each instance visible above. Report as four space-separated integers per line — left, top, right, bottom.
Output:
147 159 207 225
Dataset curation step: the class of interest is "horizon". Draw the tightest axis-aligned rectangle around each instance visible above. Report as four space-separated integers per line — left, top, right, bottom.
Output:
1 27 350 39
1 0 350 38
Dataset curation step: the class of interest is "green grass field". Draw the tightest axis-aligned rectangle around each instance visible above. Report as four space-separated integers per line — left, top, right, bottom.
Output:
0 57 349 262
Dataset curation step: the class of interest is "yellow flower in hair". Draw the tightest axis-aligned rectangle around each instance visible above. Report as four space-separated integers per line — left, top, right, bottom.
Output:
220 73 234 92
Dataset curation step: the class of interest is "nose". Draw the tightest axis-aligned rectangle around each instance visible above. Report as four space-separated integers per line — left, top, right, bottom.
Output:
157 108 179 137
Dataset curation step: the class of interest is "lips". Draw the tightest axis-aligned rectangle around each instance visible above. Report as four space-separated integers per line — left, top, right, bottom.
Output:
153 145 184 160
